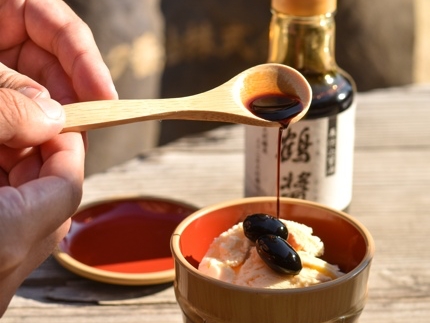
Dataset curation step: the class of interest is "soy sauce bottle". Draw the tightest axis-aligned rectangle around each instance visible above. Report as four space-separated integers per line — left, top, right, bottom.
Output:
245 0 356 212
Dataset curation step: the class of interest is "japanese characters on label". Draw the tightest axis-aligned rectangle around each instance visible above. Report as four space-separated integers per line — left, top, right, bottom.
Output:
252 117 336 199
278 127 313 199
245 102 355 211
283 125 317 199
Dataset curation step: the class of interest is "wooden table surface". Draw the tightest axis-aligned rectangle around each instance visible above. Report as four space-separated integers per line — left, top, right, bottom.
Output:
3 85 430 322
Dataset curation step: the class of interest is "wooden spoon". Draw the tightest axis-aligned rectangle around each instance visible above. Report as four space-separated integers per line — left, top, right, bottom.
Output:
62 63 312 132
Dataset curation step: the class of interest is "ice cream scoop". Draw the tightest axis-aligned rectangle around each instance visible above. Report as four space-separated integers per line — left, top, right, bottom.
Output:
198 218 344 288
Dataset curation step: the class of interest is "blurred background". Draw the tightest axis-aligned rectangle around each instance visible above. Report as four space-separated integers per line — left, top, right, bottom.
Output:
64 0 428 176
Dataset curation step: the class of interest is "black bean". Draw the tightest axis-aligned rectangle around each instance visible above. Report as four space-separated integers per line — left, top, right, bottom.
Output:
243 213 288 242
256 234 302 275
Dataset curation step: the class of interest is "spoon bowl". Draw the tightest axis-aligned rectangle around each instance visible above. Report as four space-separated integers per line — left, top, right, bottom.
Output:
62 63 312 132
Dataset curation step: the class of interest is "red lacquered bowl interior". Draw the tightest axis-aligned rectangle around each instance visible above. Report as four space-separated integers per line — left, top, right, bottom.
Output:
59 197 197 274
177 198 368 273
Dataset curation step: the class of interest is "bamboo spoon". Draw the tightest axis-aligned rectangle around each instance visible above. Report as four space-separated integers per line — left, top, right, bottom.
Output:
62 63 312 132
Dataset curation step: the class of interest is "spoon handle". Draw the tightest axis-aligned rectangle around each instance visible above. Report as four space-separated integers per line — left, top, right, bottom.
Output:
62 97 193 132
62 96 275 132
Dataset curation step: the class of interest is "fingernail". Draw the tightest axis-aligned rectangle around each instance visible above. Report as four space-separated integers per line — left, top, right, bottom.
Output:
18 87 63 120
18 87 50 99
110 83 119 100
34 97 64 120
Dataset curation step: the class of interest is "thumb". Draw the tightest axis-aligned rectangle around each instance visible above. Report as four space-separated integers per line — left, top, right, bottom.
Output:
0 64 65 148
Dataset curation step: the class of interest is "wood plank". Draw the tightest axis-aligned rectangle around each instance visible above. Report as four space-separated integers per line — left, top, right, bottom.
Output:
3 85 430 322
355 85 430 148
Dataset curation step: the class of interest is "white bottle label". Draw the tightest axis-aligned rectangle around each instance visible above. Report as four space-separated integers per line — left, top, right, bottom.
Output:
245 101 356 210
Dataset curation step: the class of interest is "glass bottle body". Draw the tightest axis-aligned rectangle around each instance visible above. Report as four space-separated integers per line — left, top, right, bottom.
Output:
245 11 356 212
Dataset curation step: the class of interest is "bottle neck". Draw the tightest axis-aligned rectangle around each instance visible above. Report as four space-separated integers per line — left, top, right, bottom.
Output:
268 9 337 75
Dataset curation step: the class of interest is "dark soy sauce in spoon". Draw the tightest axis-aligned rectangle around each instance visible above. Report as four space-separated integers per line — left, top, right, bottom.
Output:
249 94 304 127
248 93 305 218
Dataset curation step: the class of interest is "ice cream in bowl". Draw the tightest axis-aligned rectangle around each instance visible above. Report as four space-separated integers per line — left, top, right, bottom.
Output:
171 197 374 323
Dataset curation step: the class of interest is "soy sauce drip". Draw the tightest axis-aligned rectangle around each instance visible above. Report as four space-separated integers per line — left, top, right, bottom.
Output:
276 128 283 218
249 94 305 218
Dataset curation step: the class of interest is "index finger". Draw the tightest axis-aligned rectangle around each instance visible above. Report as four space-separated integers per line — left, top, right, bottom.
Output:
24 0 117 101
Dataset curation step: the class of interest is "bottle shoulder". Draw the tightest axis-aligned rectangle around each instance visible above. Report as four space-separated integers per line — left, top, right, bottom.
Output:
300 69 356 119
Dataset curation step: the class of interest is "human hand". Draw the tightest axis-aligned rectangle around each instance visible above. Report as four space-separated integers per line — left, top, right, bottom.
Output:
0 63 85 316
0 0 118 316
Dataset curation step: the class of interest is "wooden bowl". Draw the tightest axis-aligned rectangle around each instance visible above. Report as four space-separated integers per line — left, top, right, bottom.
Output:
171 197 374 323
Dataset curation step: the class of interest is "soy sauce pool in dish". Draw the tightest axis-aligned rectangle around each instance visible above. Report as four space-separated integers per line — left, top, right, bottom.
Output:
61 198 197 274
